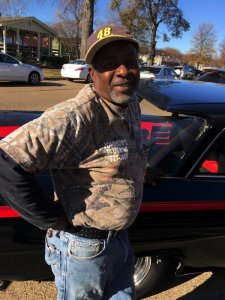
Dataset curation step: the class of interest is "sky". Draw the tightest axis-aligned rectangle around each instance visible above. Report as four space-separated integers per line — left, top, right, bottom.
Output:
27 0 225 54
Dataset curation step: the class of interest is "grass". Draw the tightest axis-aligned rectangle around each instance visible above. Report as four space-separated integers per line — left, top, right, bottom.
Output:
43 68 61 79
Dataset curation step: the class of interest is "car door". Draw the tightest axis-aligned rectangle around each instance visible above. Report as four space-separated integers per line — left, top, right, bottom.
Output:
140 113 225 241
0 53 24 81
0 53 7 80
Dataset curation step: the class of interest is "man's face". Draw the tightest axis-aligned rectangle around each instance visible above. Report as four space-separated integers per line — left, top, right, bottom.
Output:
90 41 140 105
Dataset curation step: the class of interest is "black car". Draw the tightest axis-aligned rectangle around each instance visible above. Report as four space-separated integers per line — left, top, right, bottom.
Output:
1 79 225 299
197 67 225 84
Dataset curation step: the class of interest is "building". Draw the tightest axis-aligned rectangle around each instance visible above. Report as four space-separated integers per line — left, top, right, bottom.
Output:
0 16 62 61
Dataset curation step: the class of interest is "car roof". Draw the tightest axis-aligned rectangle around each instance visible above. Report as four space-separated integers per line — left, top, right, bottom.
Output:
141 65 162 69
138 79 225 121
69 59 86 63
203 67 225 73
0 52 15 58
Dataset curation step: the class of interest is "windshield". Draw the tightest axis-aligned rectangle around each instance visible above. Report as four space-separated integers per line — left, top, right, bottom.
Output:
70 59 85 65
140 67 160 75
140 100 208 175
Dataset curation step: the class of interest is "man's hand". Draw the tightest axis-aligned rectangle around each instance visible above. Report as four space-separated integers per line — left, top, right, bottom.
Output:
51 211 71 231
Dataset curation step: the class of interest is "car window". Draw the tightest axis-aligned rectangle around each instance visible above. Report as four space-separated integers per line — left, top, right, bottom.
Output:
171 70 178 76
140 101 207 175
218 72 225 84
164 68 176 76
71 59 85 65
200 72 220 83
163 68 170 76
0 54 18 64
174 68 181 75
196 133 225 175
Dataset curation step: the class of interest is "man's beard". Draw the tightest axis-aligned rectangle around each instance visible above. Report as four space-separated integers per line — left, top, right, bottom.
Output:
110 90 134 105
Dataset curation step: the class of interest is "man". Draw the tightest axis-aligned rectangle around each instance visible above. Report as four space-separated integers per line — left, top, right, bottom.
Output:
0 24 146 299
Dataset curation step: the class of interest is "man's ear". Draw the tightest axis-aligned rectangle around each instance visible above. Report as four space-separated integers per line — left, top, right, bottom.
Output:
89 67 95 81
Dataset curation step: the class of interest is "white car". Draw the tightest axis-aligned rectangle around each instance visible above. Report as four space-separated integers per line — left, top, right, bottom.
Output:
140 65 178 80
61 59 92 83
0 53 44 85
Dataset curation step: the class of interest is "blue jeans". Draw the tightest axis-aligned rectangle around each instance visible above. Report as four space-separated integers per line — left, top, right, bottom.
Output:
45 229 135 300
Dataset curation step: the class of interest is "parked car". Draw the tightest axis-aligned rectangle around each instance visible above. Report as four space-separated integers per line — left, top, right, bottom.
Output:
173 65 202 80
173 65 193 79
197 67 225 84
0 53 44 85
140 65 178 80
2 80 225 299
190 65 204 78
61 59 92 83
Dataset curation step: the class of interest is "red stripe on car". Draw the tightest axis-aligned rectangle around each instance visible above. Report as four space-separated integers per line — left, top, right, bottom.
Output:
0 206 20 218
1 201 225 219
0 126 20 137
140 202 225 212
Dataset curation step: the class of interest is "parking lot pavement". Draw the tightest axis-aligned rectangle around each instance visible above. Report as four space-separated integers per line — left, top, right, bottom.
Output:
0 270 225 300
0 79 166 116
0 80 84 111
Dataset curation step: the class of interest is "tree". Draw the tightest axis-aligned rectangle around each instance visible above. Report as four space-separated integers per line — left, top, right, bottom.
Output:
189 22 217 68
157 47 183 65
53 0 95 59
80 0 95 59
46 0 94 59
219 37 225 66
53 0 83 59
111 0 190 64
142 0 190 64
110 0 147 50
0 0 31 15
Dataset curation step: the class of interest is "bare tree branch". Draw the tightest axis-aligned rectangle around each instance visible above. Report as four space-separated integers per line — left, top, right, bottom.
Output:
190 22 217 67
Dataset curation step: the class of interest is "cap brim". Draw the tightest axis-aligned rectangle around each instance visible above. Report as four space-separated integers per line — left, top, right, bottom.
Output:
85 35 139 64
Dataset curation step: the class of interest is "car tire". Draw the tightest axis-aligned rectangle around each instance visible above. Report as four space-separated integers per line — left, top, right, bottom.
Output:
28 71 40 85
134 256 174 299
68 78 74 82
85 74 92 83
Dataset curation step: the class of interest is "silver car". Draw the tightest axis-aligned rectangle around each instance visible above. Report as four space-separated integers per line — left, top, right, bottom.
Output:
0 53 44 85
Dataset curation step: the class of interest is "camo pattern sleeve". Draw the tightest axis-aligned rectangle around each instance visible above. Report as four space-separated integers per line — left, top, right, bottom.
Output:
0 85 94 173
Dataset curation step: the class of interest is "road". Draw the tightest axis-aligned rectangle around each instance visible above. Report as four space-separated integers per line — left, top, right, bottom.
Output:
0 80 225 300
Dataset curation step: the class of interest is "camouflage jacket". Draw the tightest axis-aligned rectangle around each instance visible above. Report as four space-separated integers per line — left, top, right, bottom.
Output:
0 84 146 230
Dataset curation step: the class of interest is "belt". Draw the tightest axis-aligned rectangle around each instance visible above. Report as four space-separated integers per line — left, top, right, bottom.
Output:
66 226 118 239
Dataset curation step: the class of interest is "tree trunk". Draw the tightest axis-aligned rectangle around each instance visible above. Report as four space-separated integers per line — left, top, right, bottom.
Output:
148 25 157 65
80 0 95 59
